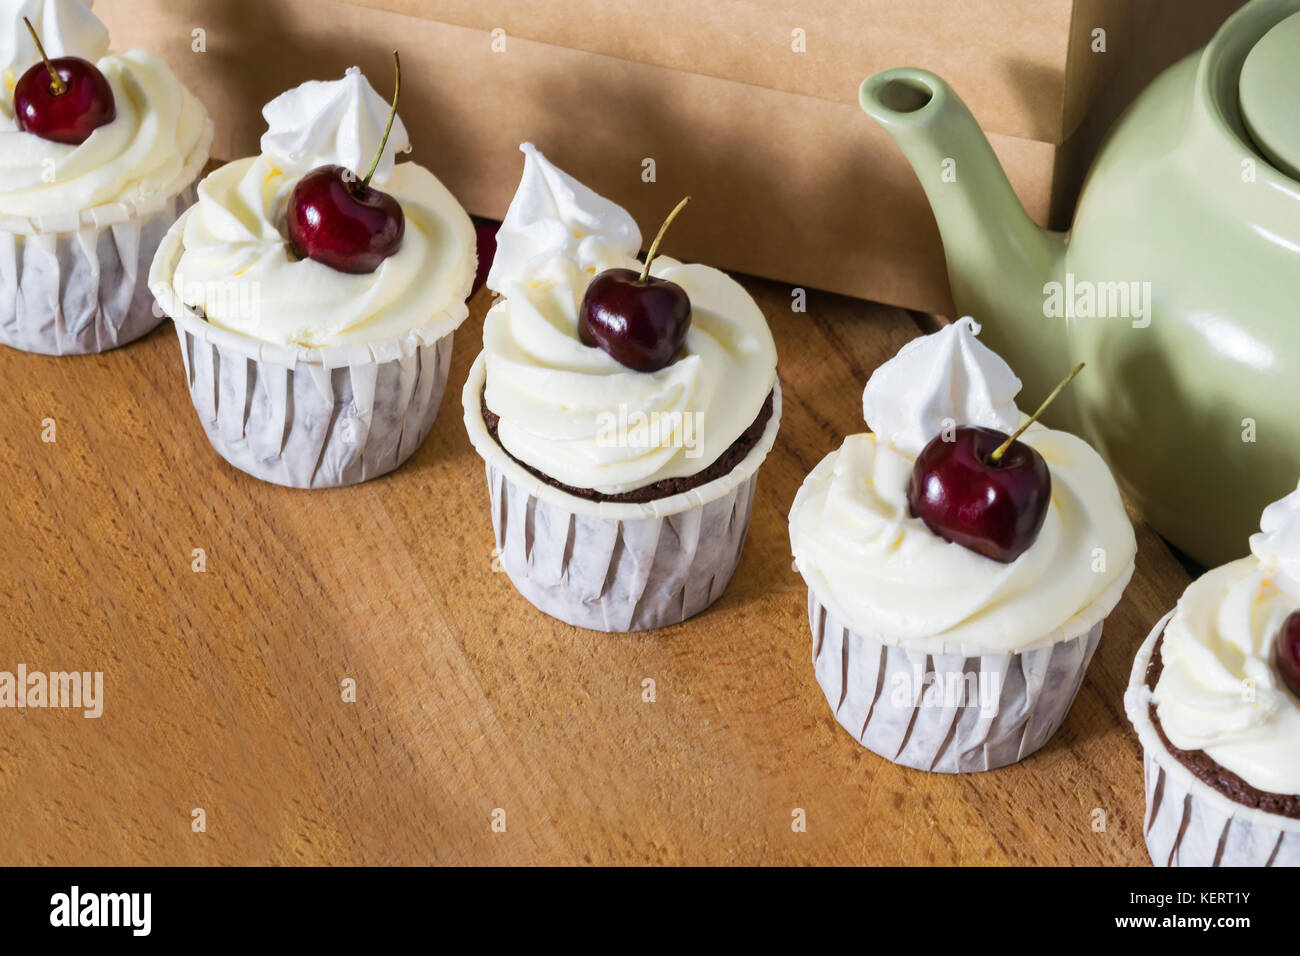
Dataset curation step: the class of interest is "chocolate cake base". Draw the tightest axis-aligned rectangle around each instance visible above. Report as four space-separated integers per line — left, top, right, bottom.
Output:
480 387 774 504
1146 633 1300 819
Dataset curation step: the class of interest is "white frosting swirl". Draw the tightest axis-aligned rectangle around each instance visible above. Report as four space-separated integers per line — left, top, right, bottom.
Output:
862 317 1021 455
172 157 473 347
1151 483 1300 795
1152 558 1300 794
789 321 1136 654
486 142 641 295
0 49 207 218
259 66 409 185
170 70 473 348
1 0 108 84
480 145 777 493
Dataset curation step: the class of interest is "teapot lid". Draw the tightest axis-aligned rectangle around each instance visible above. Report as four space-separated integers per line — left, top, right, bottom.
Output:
1240 10 1300 180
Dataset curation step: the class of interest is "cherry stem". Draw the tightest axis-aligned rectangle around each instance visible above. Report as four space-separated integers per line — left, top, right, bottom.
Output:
23 17 66 96
638 196 690 283
989 362 1085 463
361 51 400 189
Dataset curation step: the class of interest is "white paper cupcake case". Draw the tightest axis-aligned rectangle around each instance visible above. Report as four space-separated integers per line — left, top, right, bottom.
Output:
0 117 213 356
804 561 1133 773
150 209 468 489
1125 613 1300 866
462 352 782 632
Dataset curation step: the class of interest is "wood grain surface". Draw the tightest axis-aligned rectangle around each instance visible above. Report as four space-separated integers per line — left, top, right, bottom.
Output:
0 262 1189 865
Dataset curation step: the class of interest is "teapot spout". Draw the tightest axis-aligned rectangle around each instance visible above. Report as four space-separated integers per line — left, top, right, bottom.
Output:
860 69 1070 405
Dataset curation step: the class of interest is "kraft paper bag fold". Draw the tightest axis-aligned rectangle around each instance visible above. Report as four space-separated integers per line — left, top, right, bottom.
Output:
95 0 1244 315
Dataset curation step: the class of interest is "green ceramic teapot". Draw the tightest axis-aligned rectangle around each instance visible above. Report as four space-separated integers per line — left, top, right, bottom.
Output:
860 0 1300 566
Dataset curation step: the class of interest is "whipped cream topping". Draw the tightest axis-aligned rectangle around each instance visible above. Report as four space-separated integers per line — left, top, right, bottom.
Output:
789 321 1136 654
1152 558 1300 794
480 144 776 494
862 317 1021 455
483 253 777 492
0 46 207 218
170 70 474 348
260 66 410 185
1 0 108 85
1152 485 1300 795
485 142 642 295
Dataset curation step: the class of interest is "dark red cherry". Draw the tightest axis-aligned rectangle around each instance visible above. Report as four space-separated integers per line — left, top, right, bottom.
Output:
13 55 115 146
577 196 693 372
1274 610 1300 698
471 218 497 296
578 267 691 372
284 52 410 275
906 425 1051 563
287 165 405 274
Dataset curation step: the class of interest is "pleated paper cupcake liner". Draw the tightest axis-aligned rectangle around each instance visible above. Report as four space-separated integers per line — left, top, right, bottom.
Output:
462 352 782 632
150 210 468 489
804 566 1134 772
1126 613 1300 866
0 117 213 356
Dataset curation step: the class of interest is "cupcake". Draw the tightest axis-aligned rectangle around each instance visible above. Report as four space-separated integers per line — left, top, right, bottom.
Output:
149 60 476 488
461 144 780 632
1125 485 1300 866
789 318 1136 772
0 0 211 355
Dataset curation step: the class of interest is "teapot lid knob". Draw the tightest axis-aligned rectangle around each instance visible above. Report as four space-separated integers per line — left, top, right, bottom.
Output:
1240 10 1300 180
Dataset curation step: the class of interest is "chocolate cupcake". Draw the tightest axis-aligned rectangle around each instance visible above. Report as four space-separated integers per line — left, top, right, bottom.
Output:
1 0 211 354
150 65 475 488
1126 484 1300 866
789 319 1136 772
462 144 780 632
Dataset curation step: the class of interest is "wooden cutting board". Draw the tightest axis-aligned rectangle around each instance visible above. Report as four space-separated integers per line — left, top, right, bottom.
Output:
0 266 1190 865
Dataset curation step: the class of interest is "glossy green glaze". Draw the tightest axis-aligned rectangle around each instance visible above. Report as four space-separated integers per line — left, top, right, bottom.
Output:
1240 11 1300 178
860 0 1300 566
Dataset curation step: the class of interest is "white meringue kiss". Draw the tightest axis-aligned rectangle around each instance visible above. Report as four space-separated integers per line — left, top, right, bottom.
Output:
259 65 410 185
1250 479 1300 598
486 142 641 295
861 316 1022 456
0 0 107 86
